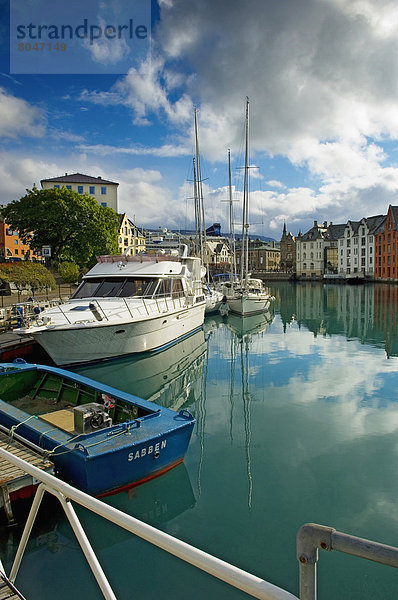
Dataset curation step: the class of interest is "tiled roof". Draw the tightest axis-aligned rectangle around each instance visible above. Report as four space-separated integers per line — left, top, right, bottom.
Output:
300 226 326 241
365 214 385 234
325 224 346 240
41 173 119 185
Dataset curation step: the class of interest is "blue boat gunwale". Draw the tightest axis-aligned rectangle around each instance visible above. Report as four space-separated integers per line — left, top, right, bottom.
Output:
0 361 193 418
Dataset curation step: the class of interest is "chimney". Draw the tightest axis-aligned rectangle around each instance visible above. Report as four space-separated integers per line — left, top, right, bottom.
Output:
65 173 67 176
323 221 327 228
98 176 102 179
314 220 318 227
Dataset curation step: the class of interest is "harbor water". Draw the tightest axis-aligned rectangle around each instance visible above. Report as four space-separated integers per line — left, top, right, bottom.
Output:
1 281 398 599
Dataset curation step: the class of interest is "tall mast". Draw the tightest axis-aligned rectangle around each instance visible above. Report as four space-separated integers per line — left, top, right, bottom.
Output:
193 156 200 258
241 97 250 287
194 109 207 271
228 149 237 277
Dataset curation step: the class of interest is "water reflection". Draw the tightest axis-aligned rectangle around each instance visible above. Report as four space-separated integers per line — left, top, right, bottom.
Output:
5 283 398 600
272 282 398 357
73 329 207 411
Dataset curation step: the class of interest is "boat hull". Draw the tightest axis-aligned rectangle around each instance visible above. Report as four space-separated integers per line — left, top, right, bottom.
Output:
29 303 205 366
227 294 272 316
0 363 195 496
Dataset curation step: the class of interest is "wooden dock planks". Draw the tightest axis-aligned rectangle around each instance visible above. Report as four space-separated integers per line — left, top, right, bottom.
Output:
0 430 53 521
0 583 22 600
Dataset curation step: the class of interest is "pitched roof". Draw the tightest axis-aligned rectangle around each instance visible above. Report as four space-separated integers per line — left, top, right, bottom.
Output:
325 224 346 240
41 173 119 186
390 206 398 225
365 214 385 234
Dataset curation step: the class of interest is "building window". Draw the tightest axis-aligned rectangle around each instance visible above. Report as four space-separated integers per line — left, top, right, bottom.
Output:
101 202 107 207
14 249 18 255
101 187 107 195
89 186 95 195
54 185 60 189
6 229 12 236
78 186 83 194
66 185 72 190
14 239 18 245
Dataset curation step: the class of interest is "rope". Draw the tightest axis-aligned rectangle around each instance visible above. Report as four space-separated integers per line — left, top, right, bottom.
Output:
7 415 38 449
46 424 133 457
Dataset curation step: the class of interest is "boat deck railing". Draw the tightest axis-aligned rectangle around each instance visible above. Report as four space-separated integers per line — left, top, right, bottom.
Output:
2 446 398 600
29 292 194 326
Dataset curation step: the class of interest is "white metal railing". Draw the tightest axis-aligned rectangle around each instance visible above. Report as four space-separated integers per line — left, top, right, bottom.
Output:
40 294 189 326
297 523 398 600
0 447 298 600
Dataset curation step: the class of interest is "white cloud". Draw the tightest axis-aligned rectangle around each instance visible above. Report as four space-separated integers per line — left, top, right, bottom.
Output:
0 88 46 139
78 142 189 158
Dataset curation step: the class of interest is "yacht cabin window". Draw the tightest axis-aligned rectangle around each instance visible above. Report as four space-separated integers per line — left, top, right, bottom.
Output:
72 277 183 299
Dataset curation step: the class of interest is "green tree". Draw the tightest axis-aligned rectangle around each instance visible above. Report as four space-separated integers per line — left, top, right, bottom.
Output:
58 261 80 284
1 187 119 269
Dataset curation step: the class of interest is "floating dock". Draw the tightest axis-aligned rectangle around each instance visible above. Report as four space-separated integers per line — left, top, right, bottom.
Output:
0 430 53 522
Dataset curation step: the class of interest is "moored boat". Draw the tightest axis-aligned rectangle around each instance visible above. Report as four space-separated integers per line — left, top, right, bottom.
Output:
0 361 195 496
226 98 274 316
15 244 206 366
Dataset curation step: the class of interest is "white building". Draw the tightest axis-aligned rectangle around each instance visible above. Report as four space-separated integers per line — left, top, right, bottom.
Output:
41 173 119 212
338 215 385 278
296 221 345 278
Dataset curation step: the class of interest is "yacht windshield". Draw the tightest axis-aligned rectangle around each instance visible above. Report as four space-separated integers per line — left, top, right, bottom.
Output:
72 277 159 299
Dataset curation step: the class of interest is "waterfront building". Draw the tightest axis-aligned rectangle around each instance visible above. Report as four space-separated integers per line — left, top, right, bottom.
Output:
41 173 119 212
118 214 146 256
235 241 280 272
280 223 295 272
338 215 385 279
205 239 232 271
374 205 398 280
0 208 40 262
296 220 345 278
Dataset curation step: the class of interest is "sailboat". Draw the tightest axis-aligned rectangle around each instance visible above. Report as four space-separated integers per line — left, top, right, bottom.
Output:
226 98 274 316
192 109 224 315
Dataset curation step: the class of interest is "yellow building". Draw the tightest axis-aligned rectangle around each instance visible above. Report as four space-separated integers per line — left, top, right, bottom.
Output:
41 172 119 212
118 214 146 256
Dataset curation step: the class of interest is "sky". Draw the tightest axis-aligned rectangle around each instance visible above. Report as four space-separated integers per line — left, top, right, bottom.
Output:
1 0 398 240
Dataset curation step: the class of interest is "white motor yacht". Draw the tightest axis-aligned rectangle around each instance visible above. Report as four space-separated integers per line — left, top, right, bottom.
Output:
16 245 206 366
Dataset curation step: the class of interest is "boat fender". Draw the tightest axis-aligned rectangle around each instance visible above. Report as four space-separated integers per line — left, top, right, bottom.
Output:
13 358 27 364
89 303 103 321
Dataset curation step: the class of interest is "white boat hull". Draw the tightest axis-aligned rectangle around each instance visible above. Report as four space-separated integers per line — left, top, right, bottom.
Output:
227 293 272 316
29 303 205 366
205 289 225 315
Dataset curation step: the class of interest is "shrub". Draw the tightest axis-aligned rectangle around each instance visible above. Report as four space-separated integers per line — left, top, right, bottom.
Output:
58 261 80 284
0 262 56 292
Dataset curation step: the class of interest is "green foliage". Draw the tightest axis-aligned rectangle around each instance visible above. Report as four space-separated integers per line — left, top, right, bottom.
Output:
1 186 120 269
0 262 56 290
58 261 80 284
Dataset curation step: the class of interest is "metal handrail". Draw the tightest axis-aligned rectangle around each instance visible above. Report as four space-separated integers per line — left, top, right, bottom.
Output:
0 446 298 600
297 523 398 600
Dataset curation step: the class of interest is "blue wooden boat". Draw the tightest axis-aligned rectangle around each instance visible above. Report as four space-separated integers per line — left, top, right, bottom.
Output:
0 361 195 496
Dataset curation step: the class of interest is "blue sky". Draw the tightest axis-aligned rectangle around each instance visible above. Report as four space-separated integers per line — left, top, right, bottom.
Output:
1 0 398 240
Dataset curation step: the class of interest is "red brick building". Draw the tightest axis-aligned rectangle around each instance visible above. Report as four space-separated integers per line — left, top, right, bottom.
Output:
374 205 398 280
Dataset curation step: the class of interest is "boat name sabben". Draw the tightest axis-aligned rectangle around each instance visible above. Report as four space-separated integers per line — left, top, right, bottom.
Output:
128 440 167 461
